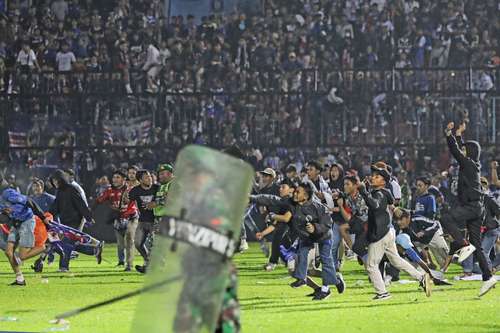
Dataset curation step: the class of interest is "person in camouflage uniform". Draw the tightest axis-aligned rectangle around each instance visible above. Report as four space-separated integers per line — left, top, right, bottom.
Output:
213 145 244 333
215 264 241 333
171 150 247 333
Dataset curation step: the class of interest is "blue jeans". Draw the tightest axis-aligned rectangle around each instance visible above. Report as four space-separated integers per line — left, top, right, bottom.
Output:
294 237 338 286
117 247 125 263
461 228 500 273
59 239 96 270
482 228 500 270
331 223 342 270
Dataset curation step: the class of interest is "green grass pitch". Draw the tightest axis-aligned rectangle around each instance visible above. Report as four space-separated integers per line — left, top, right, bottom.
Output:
0 244 499 332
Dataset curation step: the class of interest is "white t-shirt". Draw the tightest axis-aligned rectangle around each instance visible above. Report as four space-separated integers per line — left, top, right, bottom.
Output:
17 49 37 67
390 179 402 201
56 51 76 71
51 0 68 21
142 44 161 70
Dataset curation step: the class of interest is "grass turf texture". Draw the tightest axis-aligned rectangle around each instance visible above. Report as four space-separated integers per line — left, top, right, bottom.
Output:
0 244 499 333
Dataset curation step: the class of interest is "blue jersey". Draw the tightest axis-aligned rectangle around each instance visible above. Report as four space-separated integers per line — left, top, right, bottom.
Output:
414 193 436 219
0 188 34 222
31 192 56 212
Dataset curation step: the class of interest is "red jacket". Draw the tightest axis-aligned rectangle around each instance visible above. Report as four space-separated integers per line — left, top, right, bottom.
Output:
96 186 138 219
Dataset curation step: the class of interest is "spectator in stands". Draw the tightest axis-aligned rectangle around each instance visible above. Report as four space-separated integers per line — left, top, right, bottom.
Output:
142 41 161 93
51 0 69 22
56 42 76 91
16 42 39 73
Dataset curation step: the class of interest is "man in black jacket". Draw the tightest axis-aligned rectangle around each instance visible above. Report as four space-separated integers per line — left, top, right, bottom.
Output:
254 180 295 271
251 182 345 300
49 170 94 229
360 162 431 300
441 122 496 297
49 170 102 271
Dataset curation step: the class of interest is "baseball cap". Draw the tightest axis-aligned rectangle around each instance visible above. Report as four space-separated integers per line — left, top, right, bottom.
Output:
260 168 276 178
371 161 391 182
157 163 174 173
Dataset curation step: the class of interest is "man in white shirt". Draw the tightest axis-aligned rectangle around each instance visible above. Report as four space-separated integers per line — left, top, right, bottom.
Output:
51 0 68 21
16 43 39 72
55 43 76 91
142 43 161 93
56 43 76 72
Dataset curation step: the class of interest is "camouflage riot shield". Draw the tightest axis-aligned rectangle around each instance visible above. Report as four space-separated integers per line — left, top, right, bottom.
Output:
131 145 254 333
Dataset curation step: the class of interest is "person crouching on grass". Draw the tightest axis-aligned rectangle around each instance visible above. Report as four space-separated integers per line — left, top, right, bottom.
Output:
358 162 432 300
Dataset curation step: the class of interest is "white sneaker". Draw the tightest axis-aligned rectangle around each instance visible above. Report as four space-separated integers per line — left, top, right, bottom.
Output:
264 263 277 271
456 244 476 263
478 277 497 297
239 240 249 252
346 250 356 260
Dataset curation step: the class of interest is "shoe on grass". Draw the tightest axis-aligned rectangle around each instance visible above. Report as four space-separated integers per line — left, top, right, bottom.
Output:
373 293 392 301
31 257 44 273
290 279 306 288
239 240 249 252
135 265 147 274
478 277 497 297
312 289 331 301
306 288 321 297
336 273 345 294
264 263 277 271
10 280 26 286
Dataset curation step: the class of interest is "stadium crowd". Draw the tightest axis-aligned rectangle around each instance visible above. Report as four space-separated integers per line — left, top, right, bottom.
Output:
0 2 500 331
1 124 500 296
2 0 500 176
1 0 500 92
1 0 500 177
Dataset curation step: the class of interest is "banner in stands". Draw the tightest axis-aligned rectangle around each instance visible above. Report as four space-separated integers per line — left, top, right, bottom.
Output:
102 116 152 146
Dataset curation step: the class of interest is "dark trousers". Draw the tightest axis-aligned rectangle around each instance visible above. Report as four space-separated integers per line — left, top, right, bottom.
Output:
269 223 289 264
135 222 154 264
352 231 368 258
441 202 492 281
59 239 95 270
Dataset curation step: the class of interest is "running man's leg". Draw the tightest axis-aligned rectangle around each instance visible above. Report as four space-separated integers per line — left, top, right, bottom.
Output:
385 230 424 281
367 233 390 295
115 229 125 264
269 223 288 265
467 219 493 281
125 218 138 268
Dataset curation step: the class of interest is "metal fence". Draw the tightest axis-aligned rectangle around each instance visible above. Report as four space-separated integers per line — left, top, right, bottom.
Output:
3 67 500 95
1 68 499 154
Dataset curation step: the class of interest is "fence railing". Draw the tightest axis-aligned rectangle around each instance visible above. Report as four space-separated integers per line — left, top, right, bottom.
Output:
2 67 499 96
1 69 499 160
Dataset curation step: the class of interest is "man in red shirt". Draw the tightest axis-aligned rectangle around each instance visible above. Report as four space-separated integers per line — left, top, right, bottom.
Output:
96 170 138 271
